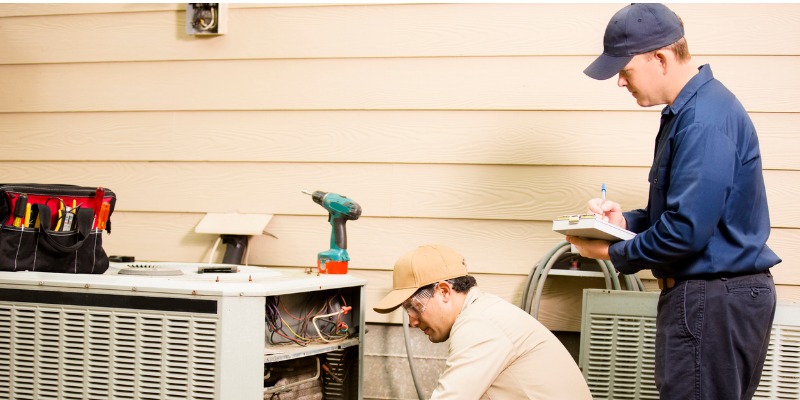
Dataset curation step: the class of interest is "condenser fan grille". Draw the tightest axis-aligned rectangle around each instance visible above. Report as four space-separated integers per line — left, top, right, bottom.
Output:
581 290 800 400
0 302 218 400
753 323 800 399
583 314 659 399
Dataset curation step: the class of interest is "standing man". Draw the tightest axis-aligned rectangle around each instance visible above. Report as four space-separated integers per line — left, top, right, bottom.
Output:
571 3 782 399
373 244 592 400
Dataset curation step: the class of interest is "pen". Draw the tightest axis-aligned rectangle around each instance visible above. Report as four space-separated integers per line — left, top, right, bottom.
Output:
601 183 607 203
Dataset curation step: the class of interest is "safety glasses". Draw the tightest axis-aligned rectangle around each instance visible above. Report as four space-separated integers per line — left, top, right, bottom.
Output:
401 286 434 318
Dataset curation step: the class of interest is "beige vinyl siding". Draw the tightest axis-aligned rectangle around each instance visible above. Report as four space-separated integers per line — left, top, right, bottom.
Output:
1 3 798 330
2 4 799 62
1 57 799 112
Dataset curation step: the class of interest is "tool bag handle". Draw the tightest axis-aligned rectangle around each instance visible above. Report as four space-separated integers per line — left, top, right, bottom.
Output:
34 204 95 252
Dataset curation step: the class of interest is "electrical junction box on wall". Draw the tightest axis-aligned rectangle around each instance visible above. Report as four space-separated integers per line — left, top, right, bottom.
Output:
186 3 228 35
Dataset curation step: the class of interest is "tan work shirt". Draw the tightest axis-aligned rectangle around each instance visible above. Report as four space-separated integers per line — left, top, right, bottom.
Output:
430 288 592 400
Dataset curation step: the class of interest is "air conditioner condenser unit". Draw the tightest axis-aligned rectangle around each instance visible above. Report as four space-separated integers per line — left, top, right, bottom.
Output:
0 262 365 400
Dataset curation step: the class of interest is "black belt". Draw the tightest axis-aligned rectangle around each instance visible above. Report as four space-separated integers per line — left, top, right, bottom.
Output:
657 271 771 290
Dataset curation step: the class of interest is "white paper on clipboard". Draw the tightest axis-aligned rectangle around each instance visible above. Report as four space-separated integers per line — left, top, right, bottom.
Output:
552 214 636 242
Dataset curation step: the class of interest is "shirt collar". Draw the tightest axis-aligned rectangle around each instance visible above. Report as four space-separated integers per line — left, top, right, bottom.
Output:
461 286 483 312
662 63 714 117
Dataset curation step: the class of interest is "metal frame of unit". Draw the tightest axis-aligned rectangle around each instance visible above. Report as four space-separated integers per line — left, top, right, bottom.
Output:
0 263 366 400
579 288 800 400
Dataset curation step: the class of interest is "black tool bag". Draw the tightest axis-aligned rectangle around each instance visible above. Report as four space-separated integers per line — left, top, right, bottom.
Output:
0 184 116 274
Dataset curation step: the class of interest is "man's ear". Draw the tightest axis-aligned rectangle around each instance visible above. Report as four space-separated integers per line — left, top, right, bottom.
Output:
437 281 453 302
654 50 671 74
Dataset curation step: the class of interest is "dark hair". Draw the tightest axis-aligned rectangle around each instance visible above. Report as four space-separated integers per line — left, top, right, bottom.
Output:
450 275 477 293
413 275 477 297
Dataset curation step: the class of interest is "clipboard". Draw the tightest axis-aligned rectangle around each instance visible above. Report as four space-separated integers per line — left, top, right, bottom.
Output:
552 214 635 241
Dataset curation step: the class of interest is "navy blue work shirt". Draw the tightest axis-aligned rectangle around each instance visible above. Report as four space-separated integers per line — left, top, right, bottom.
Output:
609 64 781 279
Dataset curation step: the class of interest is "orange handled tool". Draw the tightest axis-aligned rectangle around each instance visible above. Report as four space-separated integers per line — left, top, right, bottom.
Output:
97 202 111 231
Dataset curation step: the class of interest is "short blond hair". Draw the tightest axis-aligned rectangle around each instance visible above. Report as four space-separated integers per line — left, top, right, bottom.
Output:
664 37 691 63
642 37 691 64
662 15 690 63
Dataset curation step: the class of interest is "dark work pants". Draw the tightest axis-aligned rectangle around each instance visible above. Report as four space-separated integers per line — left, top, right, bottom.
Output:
655 271 776 400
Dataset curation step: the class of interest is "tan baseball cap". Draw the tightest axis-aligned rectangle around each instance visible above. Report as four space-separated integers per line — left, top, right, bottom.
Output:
373 244 468 314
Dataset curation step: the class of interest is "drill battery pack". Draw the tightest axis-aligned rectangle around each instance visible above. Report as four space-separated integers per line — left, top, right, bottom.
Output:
318 259 348 274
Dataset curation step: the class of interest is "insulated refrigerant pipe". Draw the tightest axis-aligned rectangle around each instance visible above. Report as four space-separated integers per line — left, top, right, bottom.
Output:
522 241 642 319
403 310 426 400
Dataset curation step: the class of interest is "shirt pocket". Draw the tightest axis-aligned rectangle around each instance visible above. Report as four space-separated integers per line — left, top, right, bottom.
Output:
648 165 669 190
649 134 673 191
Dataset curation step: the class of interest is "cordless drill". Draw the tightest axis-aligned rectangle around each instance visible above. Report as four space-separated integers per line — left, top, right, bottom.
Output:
302 190 362 274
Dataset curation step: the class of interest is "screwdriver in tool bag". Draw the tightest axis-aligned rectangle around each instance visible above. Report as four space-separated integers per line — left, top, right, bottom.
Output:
62 200 76 231
94 187 105 219
12 194 28 228
97 202 110 231
22 203 32 228
55 201 65 231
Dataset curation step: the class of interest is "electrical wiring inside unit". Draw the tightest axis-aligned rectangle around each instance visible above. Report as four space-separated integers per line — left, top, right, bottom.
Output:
266 291 352 346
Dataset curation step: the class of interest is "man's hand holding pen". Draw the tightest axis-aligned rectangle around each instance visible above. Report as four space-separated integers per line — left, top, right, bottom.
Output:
567 184 628 260
588 184 627 229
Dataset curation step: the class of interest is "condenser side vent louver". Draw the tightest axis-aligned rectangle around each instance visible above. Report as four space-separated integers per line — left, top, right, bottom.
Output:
580 290 659 400
580 289 800 400
0 294 219 400
753 306 800 399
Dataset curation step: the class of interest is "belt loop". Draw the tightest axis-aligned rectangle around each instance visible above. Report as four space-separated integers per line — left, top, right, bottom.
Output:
657 277 676 290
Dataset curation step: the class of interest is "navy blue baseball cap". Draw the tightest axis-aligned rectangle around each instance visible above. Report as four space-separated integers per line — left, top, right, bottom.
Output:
584 3 684 80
